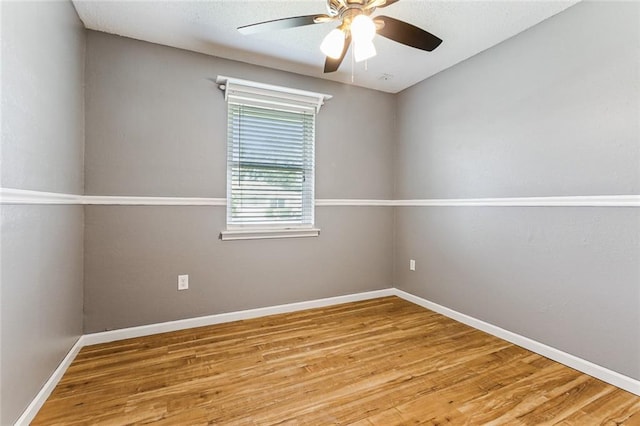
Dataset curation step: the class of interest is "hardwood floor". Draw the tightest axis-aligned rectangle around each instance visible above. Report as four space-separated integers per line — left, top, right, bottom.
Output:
34 297 640 425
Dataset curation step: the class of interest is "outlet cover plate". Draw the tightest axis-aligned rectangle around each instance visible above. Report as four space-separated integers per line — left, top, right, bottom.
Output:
178 274 189 290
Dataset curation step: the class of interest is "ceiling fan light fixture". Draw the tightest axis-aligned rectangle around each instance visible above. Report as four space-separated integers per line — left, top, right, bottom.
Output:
237 0 443 74
350 14 376 42
354 39 376 62
320 28 346 59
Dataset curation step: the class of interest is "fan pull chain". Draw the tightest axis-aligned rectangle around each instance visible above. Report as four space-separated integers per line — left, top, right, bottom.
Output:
351 42 355 83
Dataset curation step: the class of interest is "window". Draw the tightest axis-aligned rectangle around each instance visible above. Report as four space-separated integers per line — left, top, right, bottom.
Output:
227 104 314 226
217 76 331 240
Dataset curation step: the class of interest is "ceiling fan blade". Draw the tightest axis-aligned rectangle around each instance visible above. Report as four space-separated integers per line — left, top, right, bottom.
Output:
367 0 400 9
375 15 442 51
314 15 338 24
324 34 351 73
238 15 322 35
380 0 401 7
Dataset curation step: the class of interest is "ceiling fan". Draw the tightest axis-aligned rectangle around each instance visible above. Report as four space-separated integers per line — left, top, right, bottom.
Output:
238 0 443 74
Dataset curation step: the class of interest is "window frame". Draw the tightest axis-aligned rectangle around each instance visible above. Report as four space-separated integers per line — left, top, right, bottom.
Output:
217 76 330 241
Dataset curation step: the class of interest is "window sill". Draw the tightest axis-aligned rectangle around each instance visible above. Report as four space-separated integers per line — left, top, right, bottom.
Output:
220 228 321 241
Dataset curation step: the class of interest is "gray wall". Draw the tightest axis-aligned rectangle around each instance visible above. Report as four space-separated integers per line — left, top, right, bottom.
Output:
395 1 640 380
0 2 85 424
83 32 396 333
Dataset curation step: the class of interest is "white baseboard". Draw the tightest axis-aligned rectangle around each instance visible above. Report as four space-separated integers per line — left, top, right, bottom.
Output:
392 288 640 396
15 337 84 426
17 287 639 424
81 288 395 346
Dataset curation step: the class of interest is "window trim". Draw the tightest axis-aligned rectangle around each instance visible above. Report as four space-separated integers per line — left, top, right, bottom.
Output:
216 76 332 113
220 227 321 241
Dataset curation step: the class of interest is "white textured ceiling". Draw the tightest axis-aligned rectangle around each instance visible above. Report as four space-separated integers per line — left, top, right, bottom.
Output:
72 0 579 93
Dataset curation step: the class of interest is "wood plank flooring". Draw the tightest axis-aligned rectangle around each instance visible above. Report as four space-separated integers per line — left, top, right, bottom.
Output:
33 297 640 425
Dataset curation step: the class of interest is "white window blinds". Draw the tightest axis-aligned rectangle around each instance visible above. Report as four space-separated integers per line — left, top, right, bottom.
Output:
217 76 331 233
227 104 315 226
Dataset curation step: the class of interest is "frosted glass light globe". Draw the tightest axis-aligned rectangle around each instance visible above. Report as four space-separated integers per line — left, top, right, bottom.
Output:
351 15 376 42
320 28 346 59
354 39 376 62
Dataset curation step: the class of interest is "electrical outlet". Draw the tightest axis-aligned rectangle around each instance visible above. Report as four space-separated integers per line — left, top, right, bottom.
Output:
178 274 189 290
409 259 416 271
